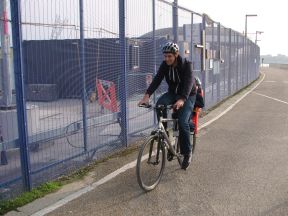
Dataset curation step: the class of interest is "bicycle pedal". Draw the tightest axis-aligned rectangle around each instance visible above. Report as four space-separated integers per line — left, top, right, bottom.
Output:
167 151 174 161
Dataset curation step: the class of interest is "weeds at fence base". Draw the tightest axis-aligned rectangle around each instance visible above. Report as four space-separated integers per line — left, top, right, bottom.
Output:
0 182 61 215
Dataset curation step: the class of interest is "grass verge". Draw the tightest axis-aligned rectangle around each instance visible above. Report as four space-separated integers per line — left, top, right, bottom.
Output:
0 182 61 215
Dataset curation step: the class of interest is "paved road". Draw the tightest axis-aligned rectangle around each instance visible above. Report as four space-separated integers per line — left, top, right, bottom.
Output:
47 68 288 216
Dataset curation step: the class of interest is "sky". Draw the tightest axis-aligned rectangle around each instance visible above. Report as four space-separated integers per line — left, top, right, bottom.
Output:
179 0 286 56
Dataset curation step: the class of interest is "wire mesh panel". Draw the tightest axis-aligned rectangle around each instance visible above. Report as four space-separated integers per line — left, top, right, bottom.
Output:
203 18 214 108
21 0 87 187
224 28 230 98
207 22 217 107
235 32 240 91
219 25 226 101
240 35 245 88
212 22 221 105
0 0 25 199
191 14 202 91
126 0 154 138
154 0 173 99
243 37 248 86
248 40 255 84
178 9 204 98
82 0 123 159
178 8 192 60
237 33 242 90
208 22 220 105
231 30 236 94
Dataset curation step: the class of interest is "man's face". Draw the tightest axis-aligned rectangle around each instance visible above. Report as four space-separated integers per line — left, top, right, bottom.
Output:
164 53 177 66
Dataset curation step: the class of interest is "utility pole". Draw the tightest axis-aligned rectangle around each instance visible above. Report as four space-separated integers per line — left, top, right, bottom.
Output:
0 0 13 108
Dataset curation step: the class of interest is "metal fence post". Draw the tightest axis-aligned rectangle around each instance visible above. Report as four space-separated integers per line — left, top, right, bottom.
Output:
248 41 250 82
253 42 255 80
252 43 254 81
217 22 220 102
255 45 257 79
246 38 248 85
223 28 226 95
201 15 206 104
249 41 251 82
242 36 245 87
173 0 178 43
256 45 258 77
257 46 258 78
236 33 239 90
228 28 231 95
10 0 32 191
79 0 88 152
152 0 157 125
247 41 249 83
119 0 128 146
190 13 193 61
211 21 214 100
254 45 256 79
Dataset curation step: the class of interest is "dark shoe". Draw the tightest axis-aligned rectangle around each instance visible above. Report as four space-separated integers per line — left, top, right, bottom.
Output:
181 153 192 170
167 150 174 161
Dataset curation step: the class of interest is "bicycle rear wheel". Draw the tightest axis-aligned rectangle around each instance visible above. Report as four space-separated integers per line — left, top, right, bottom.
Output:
136 135 166 192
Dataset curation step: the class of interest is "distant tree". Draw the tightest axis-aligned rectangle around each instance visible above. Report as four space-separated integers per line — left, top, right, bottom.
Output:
261 54 288 64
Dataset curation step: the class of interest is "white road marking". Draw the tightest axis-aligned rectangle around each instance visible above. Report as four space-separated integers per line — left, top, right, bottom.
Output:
264 80 288 84
253 92 288 105
264 81 276 83
32 74 266 216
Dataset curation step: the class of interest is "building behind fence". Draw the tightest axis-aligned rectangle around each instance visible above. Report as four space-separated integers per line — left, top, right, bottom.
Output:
0 0 260 199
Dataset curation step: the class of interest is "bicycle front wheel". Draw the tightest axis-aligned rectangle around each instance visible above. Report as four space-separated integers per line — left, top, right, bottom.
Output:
136 135 166 192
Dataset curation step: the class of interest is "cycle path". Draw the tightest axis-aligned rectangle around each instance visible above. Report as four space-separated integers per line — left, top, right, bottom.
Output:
7 67 288 216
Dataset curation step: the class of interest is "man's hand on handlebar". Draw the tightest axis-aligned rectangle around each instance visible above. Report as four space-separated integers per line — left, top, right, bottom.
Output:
138 94 150 107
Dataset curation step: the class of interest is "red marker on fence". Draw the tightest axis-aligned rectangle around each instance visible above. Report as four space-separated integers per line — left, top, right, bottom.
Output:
96 79 118 113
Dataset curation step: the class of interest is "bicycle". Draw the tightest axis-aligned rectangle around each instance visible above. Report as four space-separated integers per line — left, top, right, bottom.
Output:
136 104 199 192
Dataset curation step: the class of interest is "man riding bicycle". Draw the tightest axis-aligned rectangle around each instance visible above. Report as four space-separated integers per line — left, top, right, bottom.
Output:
138 42 197 170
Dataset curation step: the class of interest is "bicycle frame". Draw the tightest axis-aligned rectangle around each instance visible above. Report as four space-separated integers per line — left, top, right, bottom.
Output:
139 104 183 163
152 115 179 157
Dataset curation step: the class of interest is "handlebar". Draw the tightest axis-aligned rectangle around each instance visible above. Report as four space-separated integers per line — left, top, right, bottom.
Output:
138 104 174 110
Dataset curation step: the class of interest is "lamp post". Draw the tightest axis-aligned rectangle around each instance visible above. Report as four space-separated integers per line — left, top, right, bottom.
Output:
245 14 257 38
255 31 264 44
244 14 257 85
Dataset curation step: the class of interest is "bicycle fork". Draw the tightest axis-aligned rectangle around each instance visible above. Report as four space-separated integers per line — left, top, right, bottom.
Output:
147 137 161 165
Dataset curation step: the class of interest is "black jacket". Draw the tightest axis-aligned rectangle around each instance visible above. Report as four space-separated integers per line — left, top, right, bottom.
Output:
146 56 196 100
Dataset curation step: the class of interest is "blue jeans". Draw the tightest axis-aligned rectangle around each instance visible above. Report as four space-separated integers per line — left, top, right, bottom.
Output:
156 92 196 155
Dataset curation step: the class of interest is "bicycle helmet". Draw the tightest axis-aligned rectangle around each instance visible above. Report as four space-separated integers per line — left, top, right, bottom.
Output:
162 42 179 54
